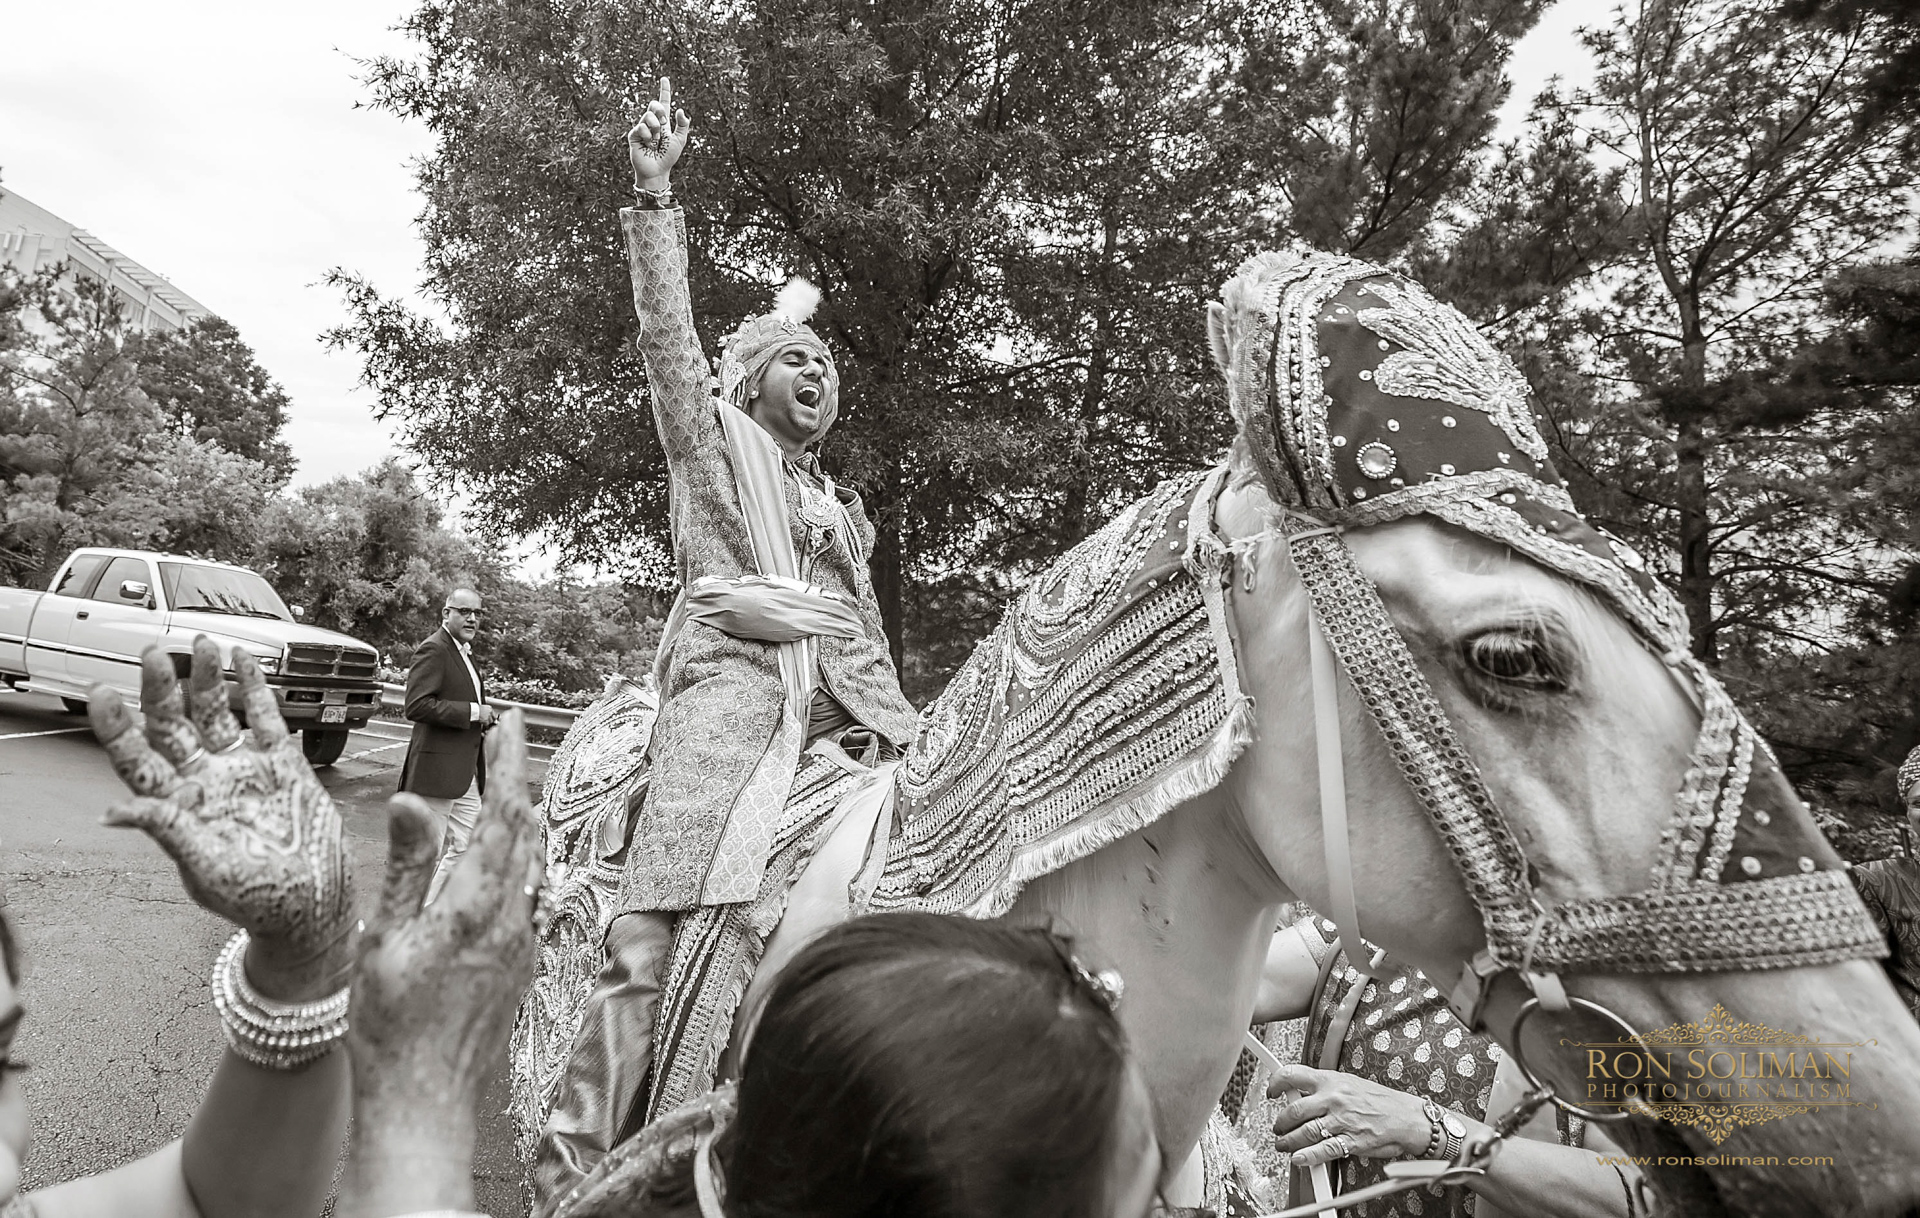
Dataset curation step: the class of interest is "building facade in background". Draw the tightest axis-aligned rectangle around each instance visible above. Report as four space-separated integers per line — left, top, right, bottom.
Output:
0 187 209 334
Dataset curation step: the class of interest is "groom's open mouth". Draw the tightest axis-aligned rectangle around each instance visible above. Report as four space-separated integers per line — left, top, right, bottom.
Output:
795 385 821 407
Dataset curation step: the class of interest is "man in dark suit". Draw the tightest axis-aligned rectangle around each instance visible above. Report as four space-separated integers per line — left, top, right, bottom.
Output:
400 586 498 902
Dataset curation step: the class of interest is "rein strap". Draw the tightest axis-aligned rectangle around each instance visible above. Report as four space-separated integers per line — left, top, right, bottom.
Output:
1306 600 1386 981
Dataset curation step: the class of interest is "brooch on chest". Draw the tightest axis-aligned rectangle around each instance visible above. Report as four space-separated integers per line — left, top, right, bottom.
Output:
794 478 841 556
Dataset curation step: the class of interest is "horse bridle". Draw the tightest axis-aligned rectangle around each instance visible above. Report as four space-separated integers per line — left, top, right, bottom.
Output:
1223 514 1750 1218
1202 248 1887 1217
1285 515 1643 1117
1278 507 1888 1107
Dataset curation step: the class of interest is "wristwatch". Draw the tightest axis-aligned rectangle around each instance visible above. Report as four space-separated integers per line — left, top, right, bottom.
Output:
1421 1099 1467 1162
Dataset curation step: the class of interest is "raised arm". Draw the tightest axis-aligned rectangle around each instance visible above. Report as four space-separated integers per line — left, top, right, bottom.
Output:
33 640 356 1218
620 80 764 589
624 81 728 472
337 715 543 1217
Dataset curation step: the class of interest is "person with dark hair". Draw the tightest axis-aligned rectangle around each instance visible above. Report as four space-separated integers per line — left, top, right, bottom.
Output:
532 912 1161 1218
1849 746 1920 1023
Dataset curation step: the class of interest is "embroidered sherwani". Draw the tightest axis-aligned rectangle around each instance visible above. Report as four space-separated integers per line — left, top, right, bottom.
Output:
616 204 918 914
536 206 919 1206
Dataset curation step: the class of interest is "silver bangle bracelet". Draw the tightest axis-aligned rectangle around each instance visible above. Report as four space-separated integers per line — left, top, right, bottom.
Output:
210 930 349 1070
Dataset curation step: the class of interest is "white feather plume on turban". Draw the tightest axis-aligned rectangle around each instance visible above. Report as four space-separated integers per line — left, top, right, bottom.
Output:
717 276 840 443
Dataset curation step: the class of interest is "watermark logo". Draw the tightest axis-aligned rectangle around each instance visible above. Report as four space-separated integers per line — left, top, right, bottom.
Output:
1569 1004 1876 1145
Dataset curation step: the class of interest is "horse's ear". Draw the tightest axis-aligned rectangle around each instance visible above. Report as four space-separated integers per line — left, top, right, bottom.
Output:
1207 300 1230 378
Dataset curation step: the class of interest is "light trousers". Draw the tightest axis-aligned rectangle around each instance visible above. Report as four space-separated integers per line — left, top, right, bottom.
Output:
420 776 483 905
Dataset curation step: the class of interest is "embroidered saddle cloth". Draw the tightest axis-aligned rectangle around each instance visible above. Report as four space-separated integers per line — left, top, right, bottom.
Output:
868 464 1252 920
509 676 661 1161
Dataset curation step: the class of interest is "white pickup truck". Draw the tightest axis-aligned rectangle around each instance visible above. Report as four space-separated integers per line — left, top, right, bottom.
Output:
0 548 383 765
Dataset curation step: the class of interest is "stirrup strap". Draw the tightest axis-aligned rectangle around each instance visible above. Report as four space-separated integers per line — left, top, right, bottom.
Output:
1307 604 1385 980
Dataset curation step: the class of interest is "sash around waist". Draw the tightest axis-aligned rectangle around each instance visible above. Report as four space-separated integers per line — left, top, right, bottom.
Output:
683 574 864 643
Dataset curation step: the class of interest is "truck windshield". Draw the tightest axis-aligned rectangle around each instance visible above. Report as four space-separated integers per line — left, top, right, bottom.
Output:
158 563 294 621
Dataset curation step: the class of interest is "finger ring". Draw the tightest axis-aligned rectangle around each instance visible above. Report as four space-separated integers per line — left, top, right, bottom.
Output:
215 738 245 755
1305 1118 1326 1142
181 747 209 770
1328 1134 1353 1159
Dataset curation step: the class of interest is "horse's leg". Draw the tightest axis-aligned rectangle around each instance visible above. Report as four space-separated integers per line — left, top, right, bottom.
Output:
1005 783 1288 1187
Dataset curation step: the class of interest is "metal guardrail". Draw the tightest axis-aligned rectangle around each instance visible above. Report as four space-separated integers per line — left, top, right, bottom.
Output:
377 683 581 733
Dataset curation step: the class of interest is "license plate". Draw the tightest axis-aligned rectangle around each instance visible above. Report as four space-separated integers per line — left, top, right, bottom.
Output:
319 706 347 724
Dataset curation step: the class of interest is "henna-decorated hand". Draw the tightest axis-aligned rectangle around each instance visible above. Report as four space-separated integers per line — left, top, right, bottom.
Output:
628 76 690 191
89 639 355 1001
343 711 542 1205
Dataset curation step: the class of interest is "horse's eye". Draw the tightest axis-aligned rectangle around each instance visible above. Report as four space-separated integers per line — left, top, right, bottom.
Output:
1464 630 1566 692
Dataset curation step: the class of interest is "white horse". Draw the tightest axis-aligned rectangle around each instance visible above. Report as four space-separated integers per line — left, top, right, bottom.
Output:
538 251 1920 1217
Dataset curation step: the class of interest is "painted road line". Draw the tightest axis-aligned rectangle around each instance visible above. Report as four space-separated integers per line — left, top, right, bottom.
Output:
344 738 554 765
344 740 410 763
0 727 91 742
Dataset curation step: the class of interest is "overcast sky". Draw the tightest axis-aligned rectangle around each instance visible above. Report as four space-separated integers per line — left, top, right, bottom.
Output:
1 1 1595 498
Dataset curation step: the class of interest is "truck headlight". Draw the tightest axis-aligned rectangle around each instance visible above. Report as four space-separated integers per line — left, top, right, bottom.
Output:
256 655 280 675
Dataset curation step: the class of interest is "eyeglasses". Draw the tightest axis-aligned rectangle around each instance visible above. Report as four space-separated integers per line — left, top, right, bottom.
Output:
445 606 483 618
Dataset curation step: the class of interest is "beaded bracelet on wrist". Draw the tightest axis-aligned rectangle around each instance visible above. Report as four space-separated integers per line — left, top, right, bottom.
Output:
633 183 676 210
210 929 350 1070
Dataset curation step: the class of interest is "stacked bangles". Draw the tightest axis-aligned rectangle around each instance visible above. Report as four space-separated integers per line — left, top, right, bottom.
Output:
210 930 350 1070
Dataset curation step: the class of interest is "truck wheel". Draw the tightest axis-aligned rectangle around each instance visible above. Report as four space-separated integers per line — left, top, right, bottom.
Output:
302 728 350 767
61 697 88 715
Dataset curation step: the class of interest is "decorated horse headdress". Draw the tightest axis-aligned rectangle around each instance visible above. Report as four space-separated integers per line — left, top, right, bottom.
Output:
1212 249 1882 1032
716 277 840 444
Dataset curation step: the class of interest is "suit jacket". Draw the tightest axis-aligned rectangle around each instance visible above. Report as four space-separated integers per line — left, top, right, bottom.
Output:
615 206 919 913
399 627 489 799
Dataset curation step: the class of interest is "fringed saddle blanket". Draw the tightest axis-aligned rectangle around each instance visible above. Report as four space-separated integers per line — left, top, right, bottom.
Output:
519 462 1254 1174
869 462 1251 919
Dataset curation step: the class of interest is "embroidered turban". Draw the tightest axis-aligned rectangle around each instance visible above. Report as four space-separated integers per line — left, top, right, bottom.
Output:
717 278 841 444
1899 746 1920 799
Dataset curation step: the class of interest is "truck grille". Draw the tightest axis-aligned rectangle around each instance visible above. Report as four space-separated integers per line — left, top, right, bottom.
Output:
285 643 378 682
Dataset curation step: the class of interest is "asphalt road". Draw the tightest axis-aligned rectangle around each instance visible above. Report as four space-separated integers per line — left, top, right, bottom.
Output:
0 688 540 1214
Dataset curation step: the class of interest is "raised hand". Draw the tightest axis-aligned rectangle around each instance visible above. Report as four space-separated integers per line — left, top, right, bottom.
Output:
90 639 354 1000
344 712 544 1195
628 76 691 190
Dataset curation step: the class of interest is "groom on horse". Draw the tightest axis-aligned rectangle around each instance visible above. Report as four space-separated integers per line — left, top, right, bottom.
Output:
534 78 920 1199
